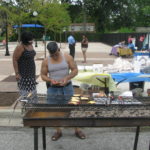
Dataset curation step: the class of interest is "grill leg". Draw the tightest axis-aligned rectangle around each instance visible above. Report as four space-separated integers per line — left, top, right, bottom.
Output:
34 127 38 150
133 126 140 150
42 127 46 150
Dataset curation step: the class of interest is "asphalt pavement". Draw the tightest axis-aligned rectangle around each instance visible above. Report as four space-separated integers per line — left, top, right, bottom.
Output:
0 127 150 150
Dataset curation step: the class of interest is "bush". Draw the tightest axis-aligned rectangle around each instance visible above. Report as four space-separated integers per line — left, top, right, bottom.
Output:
9 33 18 41
0 36 5 42
54 32 102 42
118 27 135 33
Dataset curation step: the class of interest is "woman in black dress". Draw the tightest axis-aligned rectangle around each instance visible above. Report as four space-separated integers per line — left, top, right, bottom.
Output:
13 31 37 102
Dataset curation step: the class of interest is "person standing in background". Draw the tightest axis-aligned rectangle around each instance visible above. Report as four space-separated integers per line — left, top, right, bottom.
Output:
131 36 136 46
12 31 37 102
2 39 6 45
68 34 76 58
81 35 88 63
128 35 132 44
42 34 46 45
128 41 136 53
139 35 145 50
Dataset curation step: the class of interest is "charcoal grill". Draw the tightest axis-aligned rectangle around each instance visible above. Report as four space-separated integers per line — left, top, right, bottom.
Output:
23 98 150 150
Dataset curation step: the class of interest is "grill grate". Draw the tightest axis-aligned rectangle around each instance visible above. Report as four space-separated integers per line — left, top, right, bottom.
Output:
23 103 150 119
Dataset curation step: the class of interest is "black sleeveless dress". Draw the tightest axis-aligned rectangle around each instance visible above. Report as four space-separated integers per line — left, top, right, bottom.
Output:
17 49 36 92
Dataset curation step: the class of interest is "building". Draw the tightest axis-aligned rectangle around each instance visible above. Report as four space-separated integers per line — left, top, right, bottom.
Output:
68 23 95 32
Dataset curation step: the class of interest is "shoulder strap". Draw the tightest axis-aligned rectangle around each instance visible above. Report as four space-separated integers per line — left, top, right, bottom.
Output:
47 56 51 72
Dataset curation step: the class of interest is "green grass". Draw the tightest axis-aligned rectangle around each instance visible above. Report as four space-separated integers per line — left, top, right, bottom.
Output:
118 27 135 33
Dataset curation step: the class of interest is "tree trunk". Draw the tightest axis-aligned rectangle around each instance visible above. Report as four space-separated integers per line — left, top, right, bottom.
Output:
17 23 22 43
44 29 47 58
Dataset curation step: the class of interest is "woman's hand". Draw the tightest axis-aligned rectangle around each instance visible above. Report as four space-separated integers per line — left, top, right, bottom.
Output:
15 73 20 80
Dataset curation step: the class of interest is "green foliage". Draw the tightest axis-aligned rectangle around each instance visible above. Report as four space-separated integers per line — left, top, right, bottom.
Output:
143 6 150 15
0 5 11 23
104 29 112 33
63 0 149 32
0 0 71 41
134 0 150 27
37 2 71 33
67 4 82 23
1 0 149 41
118 27 135 33
9 32 18 41
0 36 5 42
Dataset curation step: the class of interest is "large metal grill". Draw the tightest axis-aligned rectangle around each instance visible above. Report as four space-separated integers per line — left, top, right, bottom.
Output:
23 95 150 127
22 95 150 150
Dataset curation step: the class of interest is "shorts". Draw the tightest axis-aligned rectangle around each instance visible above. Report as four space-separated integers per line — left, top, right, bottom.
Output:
47 82 74 104
82 48 87 52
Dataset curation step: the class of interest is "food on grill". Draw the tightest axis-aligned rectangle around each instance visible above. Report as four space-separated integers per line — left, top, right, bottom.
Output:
80 96 89 104
88 101 96 104
74 94 81 97
80 97 89 100
71 97 80 102
69 97 80 104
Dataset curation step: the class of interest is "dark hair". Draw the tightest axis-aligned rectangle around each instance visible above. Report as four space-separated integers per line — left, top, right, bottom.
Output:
47 41 59 54
21 31 33 45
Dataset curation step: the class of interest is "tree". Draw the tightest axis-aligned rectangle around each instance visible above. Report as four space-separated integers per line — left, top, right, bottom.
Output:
33 0 71 57
135 0 150 27
2 0 35 42
62 0 149 32
0 1 15 41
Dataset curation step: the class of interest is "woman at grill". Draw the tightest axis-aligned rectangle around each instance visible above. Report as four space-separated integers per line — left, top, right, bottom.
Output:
13 31 37 102
41 41 86 141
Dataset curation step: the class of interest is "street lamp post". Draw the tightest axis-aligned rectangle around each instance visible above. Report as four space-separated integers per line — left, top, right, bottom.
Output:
33 11 38 47
3 0 10 56
63 28 66 43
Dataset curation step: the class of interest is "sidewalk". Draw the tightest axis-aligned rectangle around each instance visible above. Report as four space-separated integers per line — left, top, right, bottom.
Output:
0 126 149 150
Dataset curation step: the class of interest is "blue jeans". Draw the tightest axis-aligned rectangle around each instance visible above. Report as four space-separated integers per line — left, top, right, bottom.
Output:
47 82 74 104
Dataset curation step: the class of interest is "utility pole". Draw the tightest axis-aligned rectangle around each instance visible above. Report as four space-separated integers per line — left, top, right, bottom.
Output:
33 11 38 47
83 0 86 34
3 0 10 56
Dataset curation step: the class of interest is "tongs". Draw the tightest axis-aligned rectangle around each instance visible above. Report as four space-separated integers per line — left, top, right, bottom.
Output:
9 92 33 124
